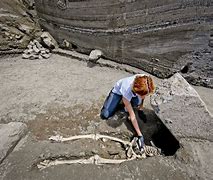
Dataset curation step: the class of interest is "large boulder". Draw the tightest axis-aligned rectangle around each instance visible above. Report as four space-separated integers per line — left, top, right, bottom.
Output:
150 73 213 141
0 122 27 163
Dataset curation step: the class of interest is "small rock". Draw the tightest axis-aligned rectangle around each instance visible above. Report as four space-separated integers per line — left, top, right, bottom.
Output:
40 32 58 49
33 45 40 53
41 53 51 59
62 39 70 48
33 39 39 44
29 41 34 46
40 47 46 51
23 49 29 54
40 50 46 54
38 55 43 59
29 54 39 60
15 34 22 40
36 42 43 49
28 49 33 53
91 149 98 154
79 152 86 156
4 32 10 36
101 138 108 142
45 49 50 53
27 44 32 49
22 53 30 59
89 49 102 61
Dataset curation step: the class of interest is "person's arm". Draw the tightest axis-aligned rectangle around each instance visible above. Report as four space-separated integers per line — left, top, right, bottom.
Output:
122 97 142 136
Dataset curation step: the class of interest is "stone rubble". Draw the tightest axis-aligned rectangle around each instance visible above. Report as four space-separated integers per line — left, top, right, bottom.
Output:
22 39 51 60
150 73 213 141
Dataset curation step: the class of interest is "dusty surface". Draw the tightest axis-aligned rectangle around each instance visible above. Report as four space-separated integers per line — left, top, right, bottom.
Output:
0 54 213 179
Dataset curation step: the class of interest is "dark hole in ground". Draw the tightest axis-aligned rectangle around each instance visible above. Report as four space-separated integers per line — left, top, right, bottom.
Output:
142 110 180 156
181 64 189 73
151 123 180 156
111 108 180 156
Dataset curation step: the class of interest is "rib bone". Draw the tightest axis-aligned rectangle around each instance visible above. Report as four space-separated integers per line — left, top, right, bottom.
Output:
144 145 160 157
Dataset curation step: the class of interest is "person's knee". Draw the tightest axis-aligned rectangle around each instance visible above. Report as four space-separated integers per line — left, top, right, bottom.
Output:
100 109 110 119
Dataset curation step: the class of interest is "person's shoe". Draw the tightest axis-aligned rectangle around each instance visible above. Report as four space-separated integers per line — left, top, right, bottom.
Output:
138 110 147 123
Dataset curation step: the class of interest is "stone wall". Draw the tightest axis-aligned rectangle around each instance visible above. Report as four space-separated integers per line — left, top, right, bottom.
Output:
34 0 213 87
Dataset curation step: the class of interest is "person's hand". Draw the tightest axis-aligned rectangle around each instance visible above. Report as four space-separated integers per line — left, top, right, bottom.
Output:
137 135 145 151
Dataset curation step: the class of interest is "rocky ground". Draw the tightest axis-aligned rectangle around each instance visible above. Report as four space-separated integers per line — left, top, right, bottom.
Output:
0 0 40 51
0 54 212 180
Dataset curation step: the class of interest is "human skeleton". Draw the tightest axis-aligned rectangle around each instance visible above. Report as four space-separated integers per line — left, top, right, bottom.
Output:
37 134 161 169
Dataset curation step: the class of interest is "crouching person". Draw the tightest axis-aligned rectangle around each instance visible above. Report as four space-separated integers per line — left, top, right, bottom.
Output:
100 74 155 151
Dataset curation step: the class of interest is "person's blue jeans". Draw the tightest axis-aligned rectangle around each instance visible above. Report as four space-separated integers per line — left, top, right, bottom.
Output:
100 90 141 119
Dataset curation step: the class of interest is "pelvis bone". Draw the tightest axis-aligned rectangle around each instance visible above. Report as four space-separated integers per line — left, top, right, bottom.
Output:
38 134 161 169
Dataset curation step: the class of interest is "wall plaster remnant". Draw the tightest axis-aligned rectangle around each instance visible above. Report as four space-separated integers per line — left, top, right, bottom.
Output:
37 134 161 169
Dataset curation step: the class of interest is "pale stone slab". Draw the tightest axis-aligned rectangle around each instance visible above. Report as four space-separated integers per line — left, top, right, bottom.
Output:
0 122 27 163
151 73 213 141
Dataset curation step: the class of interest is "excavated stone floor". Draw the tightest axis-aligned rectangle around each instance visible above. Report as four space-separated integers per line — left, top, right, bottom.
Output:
0 54 212 180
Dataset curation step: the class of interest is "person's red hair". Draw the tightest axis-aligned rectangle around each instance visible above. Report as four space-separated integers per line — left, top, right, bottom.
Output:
132 75 155 96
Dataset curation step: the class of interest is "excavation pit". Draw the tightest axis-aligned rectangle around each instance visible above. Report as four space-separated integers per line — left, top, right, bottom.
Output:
112 108 181 156
151 124 180 156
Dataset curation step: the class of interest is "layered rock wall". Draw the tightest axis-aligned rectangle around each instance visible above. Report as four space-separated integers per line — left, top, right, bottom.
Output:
35 0 213 86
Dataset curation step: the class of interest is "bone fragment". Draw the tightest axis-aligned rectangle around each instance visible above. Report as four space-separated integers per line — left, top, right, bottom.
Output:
38 157 94 170
49 134 130 146
94 155 129 165
38 155 131 169
95 134 130 146
49 134 96 142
